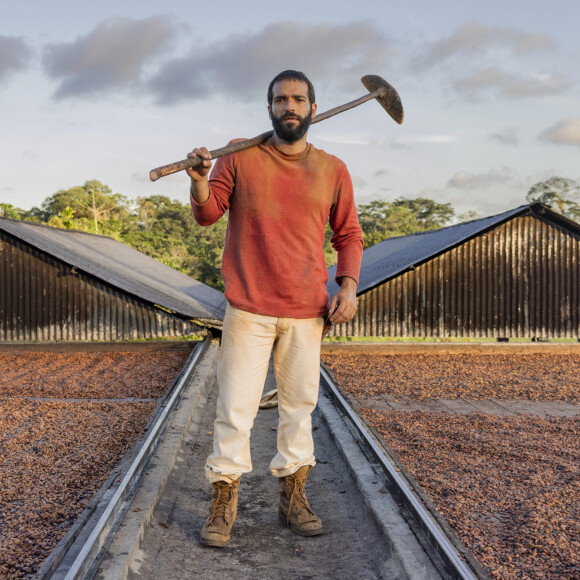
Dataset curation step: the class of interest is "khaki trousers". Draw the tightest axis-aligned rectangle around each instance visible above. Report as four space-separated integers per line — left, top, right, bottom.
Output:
206 305 324 482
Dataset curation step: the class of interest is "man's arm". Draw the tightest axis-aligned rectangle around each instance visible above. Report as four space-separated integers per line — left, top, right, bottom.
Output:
328 276 358 324
326 166 363 325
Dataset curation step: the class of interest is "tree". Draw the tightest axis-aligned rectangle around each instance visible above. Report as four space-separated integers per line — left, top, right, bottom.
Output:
357 197 455 248
392 197 454 229
456 210 479 223
0 203 24 219
137 197 155 231
38 180 131 234
121 195 227 290
48 206 82 230
16 182 467 292
526 177 580 219
323 222 338 268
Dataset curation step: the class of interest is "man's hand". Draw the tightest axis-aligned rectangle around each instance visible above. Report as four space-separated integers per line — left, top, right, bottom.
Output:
187 147 212 204
327 276 358 325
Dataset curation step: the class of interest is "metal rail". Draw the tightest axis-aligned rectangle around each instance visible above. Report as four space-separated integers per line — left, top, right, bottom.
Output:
319 365 480 580
62 338 209 580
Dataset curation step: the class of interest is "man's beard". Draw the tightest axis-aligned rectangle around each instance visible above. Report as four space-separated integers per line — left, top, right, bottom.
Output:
271 108 313 142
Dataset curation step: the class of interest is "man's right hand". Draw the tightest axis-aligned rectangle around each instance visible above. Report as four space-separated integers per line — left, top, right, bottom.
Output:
187 147 212 204
186 147 212 181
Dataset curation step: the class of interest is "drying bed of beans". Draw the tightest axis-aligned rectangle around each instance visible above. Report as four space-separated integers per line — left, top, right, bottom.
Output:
0 352 191 399
0 350 191 579
323 351 579 580
322 352 580 403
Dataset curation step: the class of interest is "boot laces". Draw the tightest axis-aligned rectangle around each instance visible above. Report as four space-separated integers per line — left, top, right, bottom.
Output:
208 481 234 525
286 472 315 524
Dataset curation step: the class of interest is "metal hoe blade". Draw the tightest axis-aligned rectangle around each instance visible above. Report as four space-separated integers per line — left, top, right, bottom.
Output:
361 75 404 125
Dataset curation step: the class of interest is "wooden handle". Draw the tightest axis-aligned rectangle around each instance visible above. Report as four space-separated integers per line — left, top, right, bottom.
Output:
149 85 389 181
149 131 273 181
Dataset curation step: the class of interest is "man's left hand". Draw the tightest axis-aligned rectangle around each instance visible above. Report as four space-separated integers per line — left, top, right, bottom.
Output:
327 277 358 325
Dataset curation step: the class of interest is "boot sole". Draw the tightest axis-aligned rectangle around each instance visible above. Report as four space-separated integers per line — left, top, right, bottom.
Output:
278 512 324 537
200 536 231 548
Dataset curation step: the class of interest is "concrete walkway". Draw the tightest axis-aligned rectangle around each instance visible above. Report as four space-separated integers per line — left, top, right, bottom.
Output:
102 350 447 580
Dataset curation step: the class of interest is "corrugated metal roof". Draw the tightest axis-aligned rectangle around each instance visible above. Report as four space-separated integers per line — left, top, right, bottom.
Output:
328 203 580 297
0 217 226 323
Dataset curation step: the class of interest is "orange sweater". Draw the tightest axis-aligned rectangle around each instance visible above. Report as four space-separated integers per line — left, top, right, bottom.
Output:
191 138 363 318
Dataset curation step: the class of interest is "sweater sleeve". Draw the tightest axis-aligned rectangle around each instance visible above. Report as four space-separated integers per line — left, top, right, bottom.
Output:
329 165 364 285
190 145 239 226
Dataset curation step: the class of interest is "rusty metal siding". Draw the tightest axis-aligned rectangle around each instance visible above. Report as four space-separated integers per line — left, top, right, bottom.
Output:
330 215 580 338
0 232 203 341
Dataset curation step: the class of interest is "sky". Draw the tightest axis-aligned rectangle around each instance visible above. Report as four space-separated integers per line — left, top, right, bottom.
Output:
1 0 579 219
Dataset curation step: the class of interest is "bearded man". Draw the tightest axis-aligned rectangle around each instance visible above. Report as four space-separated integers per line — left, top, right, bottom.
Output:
187 69 363 547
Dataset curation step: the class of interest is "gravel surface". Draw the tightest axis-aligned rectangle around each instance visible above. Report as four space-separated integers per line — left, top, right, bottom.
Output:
323 351 580 580
0 351 190 579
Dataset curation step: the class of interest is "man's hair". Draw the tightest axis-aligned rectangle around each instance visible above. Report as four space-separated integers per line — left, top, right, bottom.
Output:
267 70 316 106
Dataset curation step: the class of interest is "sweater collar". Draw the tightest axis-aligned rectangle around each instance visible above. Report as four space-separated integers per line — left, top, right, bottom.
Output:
266 137 311 161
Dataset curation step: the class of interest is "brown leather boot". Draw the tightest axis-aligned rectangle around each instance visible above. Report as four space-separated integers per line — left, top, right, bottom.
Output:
279 465 323 536
200 478 240 547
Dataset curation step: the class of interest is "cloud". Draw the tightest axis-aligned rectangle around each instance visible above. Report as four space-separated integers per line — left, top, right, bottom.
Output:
413 19 553 70
374 169 389 178
351 176 368 189
455 68 571 99
397 134 458 144
489 127 518 146
355 190 391 205
538 118 580 147
0 36 34 82
411 20 571 102
316 133 371 145
447 167 517 190
148 20 390 105
389 140 412 150
131 171 152 184
42 15 181 99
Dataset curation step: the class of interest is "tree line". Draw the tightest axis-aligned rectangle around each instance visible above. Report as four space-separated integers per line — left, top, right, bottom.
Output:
1 176 578 292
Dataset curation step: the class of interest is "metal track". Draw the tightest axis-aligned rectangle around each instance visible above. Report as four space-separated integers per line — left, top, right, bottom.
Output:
319 365 484 580
56 338 209 580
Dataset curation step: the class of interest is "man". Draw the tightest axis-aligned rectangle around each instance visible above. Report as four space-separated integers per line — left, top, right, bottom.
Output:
187 70 363 548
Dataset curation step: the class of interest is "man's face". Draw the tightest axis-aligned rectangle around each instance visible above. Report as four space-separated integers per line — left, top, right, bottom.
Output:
268 79 317 143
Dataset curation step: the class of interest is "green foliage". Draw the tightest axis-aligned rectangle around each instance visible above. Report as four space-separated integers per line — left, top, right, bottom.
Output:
323 222 338 267
14 181 464 291
121 194 227 291
0 203 24 219
357 197 455 248
526 177 580 219
392 197 454 229
456 210 479 223
37 180 131 235
17 174 580 294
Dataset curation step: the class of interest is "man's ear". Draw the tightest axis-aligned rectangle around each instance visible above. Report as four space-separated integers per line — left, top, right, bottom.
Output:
268 106 272 120
310 103 318 118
